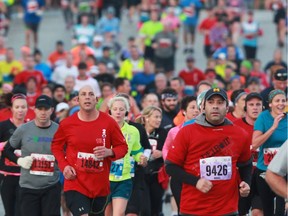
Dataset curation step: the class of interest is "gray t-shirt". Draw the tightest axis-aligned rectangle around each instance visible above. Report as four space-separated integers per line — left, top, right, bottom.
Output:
154 31 177 58
9 121 60 189
268 140 287 177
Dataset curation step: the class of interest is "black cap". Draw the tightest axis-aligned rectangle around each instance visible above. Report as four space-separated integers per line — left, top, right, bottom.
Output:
204 88 228 103
35 95 53 109
69 91 79 100
274 68 287 81
245 92 263 103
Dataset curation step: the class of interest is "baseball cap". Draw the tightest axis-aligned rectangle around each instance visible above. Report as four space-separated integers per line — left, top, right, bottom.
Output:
56 102 69 112
35 95 53 109
245 92 263 103
69 91 79 101
204 88 228 103
274 68 287 81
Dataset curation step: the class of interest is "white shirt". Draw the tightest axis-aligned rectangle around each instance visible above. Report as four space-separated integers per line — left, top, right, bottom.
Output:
52 65 78 85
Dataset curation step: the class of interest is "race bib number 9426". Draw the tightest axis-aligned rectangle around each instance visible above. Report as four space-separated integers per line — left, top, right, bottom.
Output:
200 156 232 180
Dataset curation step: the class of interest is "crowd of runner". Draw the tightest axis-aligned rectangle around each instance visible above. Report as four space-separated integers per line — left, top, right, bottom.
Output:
0 0 287 215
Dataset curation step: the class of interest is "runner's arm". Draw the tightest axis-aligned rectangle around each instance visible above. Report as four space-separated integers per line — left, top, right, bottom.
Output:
2 142 18 163
165 160 200 186
237 157 253 186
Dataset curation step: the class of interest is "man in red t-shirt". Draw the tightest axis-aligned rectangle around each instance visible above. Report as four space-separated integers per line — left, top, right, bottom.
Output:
178 56 205 90
51 85 128 216
166 88 252 215
234 92 264 216
14 55 47 92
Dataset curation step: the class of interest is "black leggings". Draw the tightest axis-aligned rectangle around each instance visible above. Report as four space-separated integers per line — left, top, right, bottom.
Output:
255 168 285 216
143 173 164 216
1 175 21 216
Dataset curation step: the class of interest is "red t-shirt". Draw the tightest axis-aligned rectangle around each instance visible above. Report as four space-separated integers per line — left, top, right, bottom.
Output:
14 70 47 92
166 123 251 215
0 107 35 122
51 112 128 198
234 118 258 168
26 92 42 107
226 112 240 122
178 68 205 87
198 17 217 45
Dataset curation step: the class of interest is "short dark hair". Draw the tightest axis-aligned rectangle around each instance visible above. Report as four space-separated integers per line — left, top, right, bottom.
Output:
53 84 66 93
114 77 128 90
170 77 184 85
100 82 113 91
180 95 197 111
78 62 87 69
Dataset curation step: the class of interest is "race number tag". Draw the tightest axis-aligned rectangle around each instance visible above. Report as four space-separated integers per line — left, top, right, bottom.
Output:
110 159 124 179
263 148 279 166
149 139 157 151
130 157 135 177
76 152 104 173
30 153 55 176
200 156 232 180
27 0 39 13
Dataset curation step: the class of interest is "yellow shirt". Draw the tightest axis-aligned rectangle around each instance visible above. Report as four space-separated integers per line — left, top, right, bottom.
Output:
0 60 23 84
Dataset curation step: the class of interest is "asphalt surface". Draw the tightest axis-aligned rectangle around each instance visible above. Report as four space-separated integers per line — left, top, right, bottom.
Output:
0 7 286 216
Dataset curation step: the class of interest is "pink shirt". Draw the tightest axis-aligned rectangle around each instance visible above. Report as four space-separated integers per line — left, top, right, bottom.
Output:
162 124 183 160
161 16 181 31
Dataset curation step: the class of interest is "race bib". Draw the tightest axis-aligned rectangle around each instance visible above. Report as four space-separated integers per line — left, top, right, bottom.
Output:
183 5 195 17
5 150 21 167
76 152 104 173
27 0 39 13
263 148 279 166
30 153 55 176
110 159 124 179
149 139 157 151
130 157 135 177
200 156 232 180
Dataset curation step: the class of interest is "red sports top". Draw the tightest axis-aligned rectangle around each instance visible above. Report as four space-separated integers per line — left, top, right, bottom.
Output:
51 111 128 198
178 68 205 87
14 70 47 91
166 123 251 215
234 118 258 168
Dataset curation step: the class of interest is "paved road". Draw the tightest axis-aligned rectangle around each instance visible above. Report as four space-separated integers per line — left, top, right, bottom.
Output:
0 7 285 216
